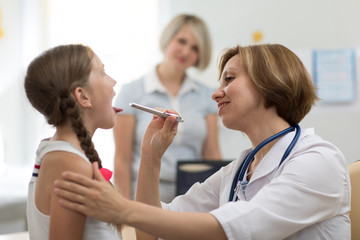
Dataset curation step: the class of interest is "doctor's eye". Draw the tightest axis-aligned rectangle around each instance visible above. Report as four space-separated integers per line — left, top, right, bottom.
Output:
224 76 235 84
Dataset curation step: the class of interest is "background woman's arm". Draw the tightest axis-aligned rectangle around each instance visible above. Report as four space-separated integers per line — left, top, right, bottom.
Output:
203 114 222 160
113 114 135 198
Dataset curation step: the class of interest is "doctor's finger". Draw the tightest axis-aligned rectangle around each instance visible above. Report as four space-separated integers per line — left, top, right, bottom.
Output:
165 109 179 115
92 162 106 182
58 196 89 215
163 116 178 133
54 178 91 196
61 171 96 188
54 187 87 205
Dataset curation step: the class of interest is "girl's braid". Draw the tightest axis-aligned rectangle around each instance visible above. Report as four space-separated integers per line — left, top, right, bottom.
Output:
60 94 103 169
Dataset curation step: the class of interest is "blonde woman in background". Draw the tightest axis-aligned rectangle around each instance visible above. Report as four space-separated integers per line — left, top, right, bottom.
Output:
113 14 221 203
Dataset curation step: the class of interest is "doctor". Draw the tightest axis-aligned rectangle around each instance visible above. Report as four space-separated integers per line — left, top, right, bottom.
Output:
55 44 351 239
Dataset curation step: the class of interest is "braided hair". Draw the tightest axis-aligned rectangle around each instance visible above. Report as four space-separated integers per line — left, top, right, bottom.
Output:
24 44 103 168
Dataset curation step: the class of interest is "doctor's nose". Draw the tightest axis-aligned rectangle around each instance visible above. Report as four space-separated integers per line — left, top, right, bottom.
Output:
212 88 225 102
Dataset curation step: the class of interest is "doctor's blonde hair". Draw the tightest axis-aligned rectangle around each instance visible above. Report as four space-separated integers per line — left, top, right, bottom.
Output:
218 44 318 124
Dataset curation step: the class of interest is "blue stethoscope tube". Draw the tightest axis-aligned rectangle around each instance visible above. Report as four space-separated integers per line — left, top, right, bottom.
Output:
228 123 301 202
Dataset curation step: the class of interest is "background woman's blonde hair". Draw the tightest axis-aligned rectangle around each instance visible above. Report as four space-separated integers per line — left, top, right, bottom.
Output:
218 44 319 124
159 14 212 71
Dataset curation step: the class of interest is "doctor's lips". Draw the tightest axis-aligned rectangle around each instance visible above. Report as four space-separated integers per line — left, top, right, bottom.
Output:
217 101 229 110
113 107 123 114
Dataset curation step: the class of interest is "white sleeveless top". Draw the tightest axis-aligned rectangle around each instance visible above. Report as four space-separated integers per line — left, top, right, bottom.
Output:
27 139 121 240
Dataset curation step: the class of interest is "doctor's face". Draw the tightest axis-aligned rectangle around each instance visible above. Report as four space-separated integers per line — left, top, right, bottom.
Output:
212 55 264 131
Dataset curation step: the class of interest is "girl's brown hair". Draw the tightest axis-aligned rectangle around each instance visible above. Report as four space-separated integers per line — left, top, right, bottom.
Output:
218 44 319 124
24 44 103 168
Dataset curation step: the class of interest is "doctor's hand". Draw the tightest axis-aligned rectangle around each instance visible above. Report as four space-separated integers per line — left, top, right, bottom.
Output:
141 109 179 161
54 162 129 224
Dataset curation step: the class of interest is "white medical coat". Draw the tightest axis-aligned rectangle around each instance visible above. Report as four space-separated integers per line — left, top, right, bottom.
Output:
162 128 351 239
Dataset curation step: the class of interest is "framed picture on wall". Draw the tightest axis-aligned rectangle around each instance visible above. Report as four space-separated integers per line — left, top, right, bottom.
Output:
313 48 356 103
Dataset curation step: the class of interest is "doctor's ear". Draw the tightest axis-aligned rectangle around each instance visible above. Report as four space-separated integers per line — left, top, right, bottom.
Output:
73 87 92 108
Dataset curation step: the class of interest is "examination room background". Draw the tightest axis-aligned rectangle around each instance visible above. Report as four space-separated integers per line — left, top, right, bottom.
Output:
0 0 359 205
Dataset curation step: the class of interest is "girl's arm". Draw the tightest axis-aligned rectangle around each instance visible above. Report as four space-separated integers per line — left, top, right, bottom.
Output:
39 152 92 240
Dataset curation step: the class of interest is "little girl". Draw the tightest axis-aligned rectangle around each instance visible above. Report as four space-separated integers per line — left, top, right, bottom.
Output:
25 44 122 239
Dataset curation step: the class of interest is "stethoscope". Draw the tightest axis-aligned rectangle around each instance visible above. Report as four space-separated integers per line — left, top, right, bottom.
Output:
228 123 301 202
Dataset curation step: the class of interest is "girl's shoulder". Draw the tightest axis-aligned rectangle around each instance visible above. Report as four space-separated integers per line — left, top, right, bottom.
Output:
41 150 93 178
38 140 93 178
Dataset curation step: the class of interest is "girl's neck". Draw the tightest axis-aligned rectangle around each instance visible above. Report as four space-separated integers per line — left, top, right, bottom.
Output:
51 122 83 153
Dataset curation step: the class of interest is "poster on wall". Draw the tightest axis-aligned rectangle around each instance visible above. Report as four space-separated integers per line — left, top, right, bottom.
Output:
313 48 356 103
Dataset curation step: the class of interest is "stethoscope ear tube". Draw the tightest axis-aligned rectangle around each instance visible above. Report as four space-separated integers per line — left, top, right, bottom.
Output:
279 123 301 165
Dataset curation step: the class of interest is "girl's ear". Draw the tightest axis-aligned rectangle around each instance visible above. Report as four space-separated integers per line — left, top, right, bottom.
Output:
73 87 92 108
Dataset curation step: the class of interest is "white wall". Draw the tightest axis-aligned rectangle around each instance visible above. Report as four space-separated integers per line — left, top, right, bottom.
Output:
0 0 46 169
1 0 359 171
159 0 360 164
0 0 28 167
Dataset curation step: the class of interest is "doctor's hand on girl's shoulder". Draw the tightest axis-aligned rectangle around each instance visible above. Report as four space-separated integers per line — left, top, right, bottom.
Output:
55 162 126 224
